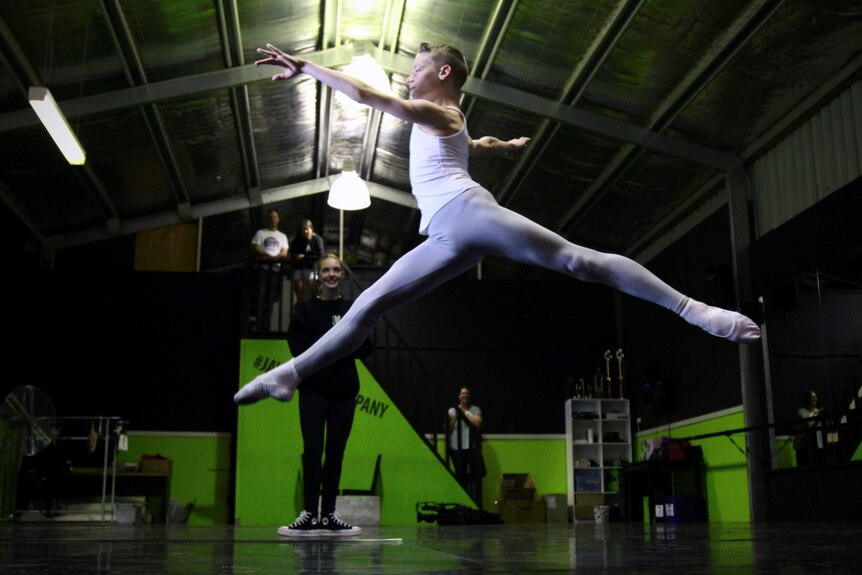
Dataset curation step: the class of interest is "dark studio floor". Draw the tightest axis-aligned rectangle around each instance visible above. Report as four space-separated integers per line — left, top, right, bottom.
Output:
2 521 861 574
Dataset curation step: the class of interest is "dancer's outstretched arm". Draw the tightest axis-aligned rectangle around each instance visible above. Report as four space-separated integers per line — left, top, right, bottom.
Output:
256 44 456 132
469 136 530 158
258 44 532 156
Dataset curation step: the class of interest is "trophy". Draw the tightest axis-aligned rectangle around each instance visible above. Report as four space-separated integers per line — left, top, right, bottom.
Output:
603 350 612 399
615 348 625 399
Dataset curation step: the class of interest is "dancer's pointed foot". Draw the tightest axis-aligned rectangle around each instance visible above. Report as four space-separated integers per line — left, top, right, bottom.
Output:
680 299 761 343
234 372 296 405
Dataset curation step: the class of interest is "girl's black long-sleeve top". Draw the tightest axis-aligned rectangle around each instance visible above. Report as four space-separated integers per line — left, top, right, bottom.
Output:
286 297 373 394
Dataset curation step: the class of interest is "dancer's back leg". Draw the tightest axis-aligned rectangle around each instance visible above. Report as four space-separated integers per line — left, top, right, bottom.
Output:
293 240 480 378
235 237 481 404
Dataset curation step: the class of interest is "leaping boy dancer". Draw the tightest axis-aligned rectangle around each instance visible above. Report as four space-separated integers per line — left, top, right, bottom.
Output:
236 42 760 406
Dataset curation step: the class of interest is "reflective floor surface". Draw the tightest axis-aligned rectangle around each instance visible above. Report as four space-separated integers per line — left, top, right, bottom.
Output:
2 521 861 574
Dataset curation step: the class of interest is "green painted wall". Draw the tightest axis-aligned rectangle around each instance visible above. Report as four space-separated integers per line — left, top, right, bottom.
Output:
236 340 571 525
774 436 796 468
116 432 231 526
433 436 568 512
236 339 474 526
635 409 750 523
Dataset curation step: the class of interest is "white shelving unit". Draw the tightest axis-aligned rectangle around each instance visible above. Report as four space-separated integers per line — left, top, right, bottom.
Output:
565 398 632 511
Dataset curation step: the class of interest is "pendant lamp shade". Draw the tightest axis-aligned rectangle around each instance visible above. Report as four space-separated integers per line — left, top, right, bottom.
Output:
336 52 392 111
343 53 392 95
327 169 371 211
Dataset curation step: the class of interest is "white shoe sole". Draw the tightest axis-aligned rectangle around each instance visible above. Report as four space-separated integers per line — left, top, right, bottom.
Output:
319 527 362 537
277 526 324 538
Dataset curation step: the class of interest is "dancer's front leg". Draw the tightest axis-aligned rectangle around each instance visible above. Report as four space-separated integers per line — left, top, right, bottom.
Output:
234 358 300 405
464 193 761 344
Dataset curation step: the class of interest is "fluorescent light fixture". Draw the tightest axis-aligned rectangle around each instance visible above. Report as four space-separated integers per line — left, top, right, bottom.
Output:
28 87 86 165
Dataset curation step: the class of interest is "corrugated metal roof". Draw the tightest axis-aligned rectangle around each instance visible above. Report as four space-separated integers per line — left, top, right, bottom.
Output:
1 0 860 276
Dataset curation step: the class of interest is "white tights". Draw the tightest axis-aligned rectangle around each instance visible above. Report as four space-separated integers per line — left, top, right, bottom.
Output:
235 187 759 405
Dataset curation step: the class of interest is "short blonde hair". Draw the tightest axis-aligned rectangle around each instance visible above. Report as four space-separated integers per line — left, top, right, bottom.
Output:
418 42 468 91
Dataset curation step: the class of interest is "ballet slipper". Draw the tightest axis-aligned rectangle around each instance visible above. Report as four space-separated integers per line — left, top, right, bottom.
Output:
234 360 299 405
679 299 761 343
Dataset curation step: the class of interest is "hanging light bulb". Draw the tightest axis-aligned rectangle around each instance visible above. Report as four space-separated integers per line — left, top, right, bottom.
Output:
327 163 371 210
343 53 392 94
336 49 392 111
328 160 371 260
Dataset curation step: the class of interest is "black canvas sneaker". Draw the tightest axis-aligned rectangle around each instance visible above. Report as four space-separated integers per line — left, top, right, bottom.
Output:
320 511 362 537
277 510 321 537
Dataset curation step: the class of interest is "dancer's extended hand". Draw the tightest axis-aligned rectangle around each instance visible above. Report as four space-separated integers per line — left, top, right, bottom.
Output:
255 43 305 81
504 136 530 158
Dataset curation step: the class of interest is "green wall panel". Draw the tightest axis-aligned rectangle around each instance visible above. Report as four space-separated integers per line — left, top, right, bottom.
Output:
236 339 474 526
117 433 231 526
434 437 568 512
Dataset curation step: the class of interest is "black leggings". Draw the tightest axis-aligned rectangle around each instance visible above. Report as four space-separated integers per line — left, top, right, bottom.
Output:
449 448 481 487
299 388 357 515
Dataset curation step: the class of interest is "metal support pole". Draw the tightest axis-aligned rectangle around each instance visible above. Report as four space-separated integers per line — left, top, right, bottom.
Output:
726 163 768 522
338 209 344 261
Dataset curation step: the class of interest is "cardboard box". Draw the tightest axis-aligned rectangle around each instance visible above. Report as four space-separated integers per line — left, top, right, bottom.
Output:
498 499 547 524
574 493 604 521
140 456 172 475
336 495 380 526
499 473 536 501
543 494 569 524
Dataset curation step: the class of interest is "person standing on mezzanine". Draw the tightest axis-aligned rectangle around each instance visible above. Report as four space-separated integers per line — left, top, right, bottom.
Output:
251 208 289 333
